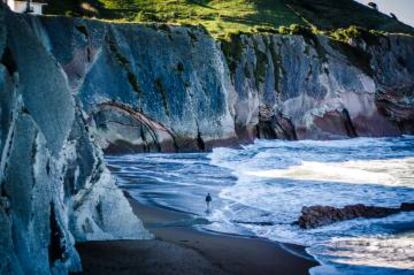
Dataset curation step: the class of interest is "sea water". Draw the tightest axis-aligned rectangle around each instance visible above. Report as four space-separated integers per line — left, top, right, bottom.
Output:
107 136 414 274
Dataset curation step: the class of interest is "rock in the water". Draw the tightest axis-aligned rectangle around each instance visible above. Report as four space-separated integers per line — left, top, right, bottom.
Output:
401 203 414 211
298 203 414 229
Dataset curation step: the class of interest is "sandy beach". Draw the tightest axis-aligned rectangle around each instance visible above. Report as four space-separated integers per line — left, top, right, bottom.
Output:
75 193 318 275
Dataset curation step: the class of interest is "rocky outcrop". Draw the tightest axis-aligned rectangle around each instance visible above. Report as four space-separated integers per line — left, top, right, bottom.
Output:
368 35 414 133
19 16 413 153
224 32 414 141
298 203 414 229
29 17 237 153
0 5 151 275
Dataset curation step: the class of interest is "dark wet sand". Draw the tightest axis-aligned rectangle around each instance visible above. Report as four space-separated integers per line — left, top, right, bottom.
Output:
75 192 318 275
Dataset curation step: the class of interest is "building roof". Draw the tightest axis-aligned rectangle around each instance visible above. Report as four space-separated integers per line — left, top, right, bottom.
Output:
15 0 48 4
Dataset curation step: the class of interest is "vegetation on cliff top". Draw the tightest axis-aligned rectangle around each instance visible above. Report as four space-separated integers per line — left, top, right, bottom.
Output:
45 0 413 38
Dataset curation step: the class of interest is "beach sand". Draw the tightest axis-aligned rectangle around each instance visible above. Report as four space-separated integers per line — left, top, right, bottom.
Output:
75 193 318 275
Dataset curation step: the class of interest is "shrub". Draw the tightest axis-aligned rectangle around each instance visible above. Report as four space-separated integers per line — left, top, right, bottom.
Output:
277 24 320 37
329 26 383 45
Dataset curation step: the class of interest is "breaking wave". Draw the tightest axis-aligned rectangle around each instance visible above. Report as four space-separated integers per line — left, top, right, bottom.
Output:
107 136 414 274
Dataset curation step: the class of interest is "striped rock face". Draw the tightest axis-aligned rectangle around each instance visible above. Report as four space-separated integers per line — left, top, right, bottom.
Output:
30 16 414 153
0 6 151 275
1 1 413 272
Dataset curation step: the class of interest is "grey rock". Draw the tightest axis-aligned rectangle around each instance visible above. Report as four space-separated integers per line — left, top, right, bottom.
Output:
6 12 75 156
29 17 414 153
0 5 151 275
225 33 414 141
35 18 237 152
1 2 414 273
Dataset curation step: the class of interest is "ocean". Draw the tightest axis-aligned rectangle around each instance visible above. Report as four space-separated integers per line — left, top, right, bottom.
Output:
107 136 414 274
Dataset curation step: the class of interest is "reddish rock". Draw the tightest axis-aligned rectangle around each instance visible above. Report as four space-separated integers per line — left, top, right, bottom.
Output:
298 203 414 229
401 203 414 211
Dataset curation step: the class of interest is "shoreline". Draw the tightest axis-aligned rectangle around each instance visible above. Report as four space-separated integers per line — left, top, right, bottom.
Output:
126 193 316 261
75 191 318 274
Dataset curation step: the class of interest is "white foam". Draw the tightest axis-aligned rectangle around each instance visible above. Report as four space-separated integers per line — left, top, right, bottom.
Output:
108 136 414 274
244 158 414 187
309 232 414 275
208 137 414 274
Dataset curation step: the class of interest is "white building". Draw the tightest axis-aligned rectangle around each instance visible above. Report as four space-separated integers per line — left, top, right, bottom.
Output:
3 0 47 15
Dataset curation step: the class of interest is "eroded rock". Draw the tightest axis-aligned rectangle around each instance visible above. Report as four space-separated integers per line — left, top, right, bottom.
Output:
29 16 414 153
298 203 414 229
0 5 151 275
1 2 414 273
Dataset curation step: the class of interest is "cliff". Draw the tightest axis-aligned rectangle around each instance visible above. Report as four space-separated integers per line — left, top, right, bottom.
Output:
26 16 414 153
0 6 151 275
225 31 414 140
34 16 237 152
1 3 414 274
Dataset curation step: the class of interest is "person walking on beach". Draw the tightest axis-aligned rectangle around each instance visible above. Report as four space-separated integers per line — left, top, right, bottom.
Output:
205 193 212 210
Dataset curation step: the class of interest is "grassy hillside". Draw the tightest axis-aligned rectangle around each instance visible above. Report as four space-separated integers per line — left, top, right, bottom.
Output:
44 0 413 37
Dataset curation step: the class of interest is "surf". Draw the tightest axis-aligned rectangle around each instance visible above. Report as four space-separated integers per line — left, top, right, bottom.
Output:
107 136 414 274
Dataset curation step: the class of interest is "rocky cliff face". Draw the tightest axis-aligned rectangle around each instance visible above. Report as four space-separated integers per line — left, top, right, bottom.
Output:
31 17 237 153
0 6 151 275
224 32 414 140
1 4 413 273
26 16 413 153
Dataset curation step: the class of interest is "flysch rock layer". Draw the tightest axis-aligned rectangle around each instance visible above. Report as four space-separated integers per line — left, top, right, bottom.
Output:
26 16 414 153
1 2 414 273
0 5 151 275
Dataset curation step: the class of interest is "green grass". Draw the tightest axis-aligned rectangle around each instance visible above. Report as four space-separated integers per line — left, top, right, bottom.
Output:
44 0 413 38
287 0 413 34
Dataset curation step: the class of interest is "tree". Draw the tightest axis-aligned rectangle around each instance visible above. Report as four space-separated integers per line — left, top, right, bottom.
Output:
390 13 398 20
367 2 378 11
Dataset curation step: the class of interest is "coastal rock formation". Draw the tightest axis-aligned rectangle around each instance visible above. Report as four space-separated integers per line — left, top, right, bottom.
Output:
298 203 414 229
0 5 151 275
224 32 414 140
20 16 413 153
31 17 237 153
1 1 414 272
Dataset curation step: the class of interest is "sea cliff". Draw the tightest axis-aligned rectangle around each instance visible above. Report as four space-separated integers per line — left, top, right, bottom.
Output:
0 2 413 273
27 15 414 153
